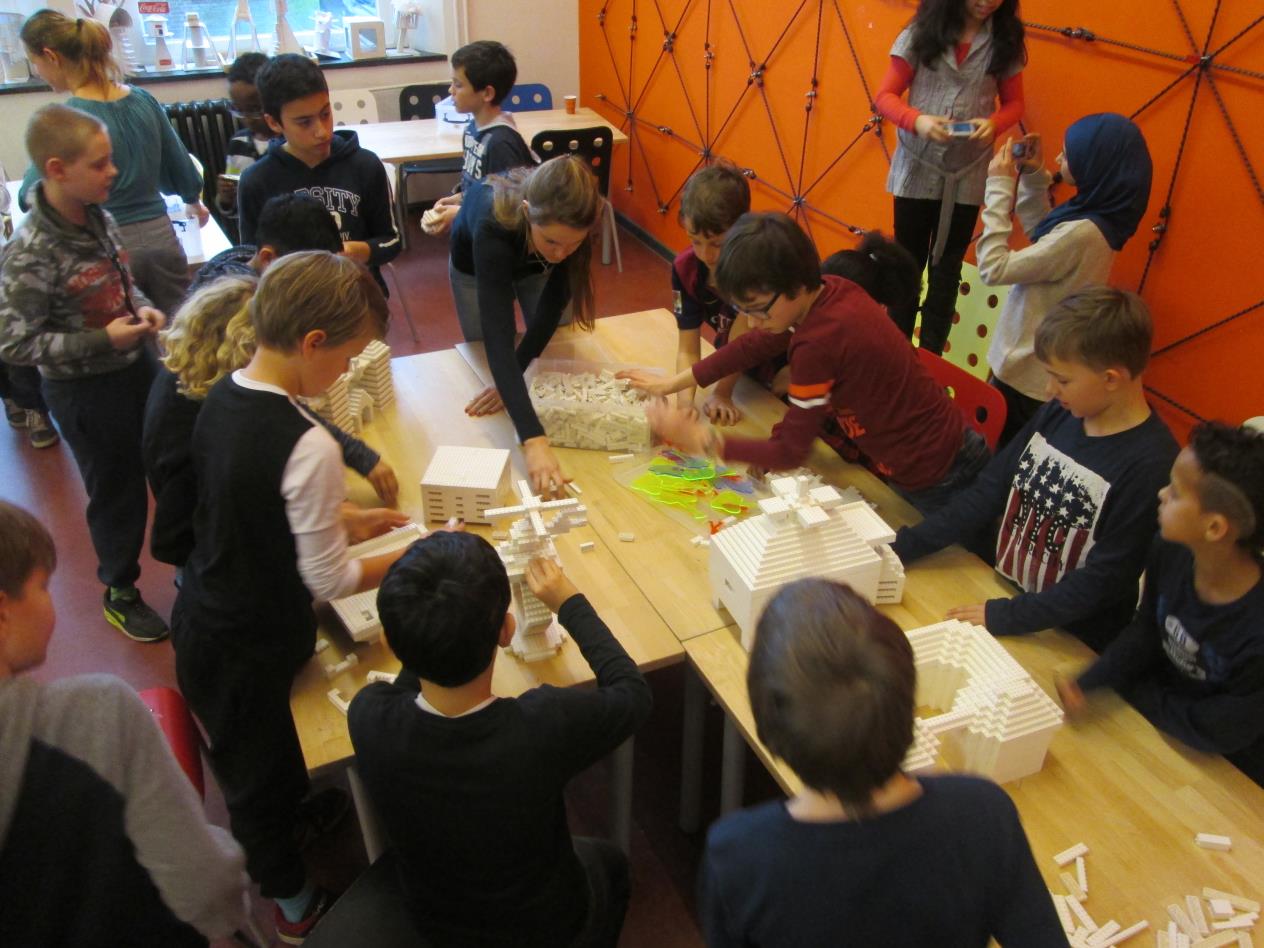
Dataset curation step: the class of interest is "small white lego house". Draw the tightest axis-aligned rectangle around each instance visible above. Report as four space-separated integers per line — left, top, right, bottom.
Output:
484 480 590 662
900 620 1064 784
420 446 511 524
710 475 905 650
330 523 426 642
307 340 393 436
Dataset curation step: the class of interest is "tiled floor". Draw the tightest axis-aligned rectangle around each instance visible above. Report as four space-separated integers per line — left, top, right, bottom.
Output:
1 218 782 946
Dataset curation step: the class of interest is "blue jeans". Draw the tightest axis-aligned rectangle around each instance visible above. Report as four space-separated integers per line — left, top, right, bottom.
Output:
896 426 990 517
448 257 570 342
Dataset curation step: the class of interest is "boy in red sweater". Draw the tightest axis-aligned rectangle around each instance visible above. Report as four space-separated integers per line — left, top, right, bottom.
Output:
622 212 987 513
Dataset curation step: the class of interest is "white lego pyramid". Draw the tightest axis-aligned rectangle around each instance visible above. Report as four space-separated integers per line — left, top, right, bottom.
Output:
484 480 589 662
710 476 904 649
420 446 511 524
901 620 1064 783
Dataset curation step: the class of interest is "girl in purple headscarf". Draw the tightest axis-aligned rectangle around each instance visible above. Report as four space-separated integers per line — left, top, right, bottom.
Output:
977 113 1153 446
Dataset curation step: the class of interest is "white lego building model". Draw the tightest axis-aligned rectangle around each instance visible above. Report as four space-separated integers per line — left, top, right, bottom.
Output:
307 340 393 435
900 620 1064 783
420 446 511 524
529 367 651 451
484 480 590 662
710 475 906 650
330 523 426 642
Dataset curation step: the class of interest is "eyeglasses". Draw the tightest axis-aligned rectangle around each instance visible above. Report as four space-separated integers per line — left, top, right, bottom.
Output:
229 108 264 120
736 291 780 319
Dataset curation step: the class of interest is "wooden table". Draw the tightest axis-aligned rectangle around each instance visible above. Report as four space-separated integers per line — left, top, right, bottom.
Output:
289 347 683 854
353 107 628 165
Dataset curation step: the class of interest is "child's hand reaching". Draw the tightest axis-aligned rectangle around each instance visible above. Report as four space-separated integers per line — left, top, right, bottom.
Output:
703 392 743 426
988 138 1018 178
616 369 678 398
341 502 410 543
1054 675 1088 719
525 557 579 613
366 460 399 507
945 602 988 628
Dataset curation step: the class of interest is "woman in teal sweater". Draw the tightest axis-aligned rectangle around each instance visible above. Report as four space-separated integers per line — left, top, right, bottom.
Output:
19 9 206 315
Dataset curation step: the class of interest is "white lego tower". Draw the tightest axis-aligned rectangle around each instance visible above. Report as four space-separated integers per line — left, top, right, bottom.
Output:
420 446 511 524
901 620 1064 783
710 475 905 650
483 480 589 662
308 340 393 436
272 0 304 55
228 0 262 59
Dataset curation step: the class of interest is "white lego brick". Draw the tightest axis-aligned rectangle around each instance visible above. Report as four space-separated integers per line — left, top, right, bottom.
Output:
1061 871 1086 902
314 637 330 654
566 481 583 496
327 688 350 714
1168 904 1200 941
1203 890 1260 914
1187 896 1210 936
1195 834 1232 852
1077 856 1089 897
608 453 634 462
1196 933 1246 948
365 670 397 684
580 541 595 552
1066 892 1097 932
1211 917 1258 932
1055 842 1089 866
1089 922 1122 947
1237 933 1254 948
619 532 635 542
1098 920 1149 946
1053 893 1076 934
1210 901 1236 919
323 654 359 679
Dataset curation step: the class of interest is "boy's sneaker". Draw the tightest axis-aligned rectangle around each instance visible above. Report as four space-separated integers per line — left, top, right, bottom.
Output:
274 888 334 945
26 412 59 449
103 588 170 643
293 786 352 850
4 398 27 427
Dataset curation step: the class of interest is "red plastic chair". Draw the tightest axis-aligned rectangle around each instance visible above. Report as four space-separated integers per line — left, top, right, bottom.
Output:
138 686 205 799
916 347 1007 451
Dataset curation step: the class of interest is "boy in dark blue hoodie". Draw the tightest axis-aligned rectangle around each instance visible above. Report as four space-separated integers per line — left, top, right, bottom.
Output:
237 54 400 292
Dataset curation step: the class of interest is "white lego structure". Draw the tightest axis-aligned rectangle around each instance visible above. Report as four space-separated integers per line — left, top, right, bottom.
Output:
272 0 305 55
420 446 511 524
710 475 905 649
344 15 388 59
330 523 425 642
529 366 652 451
307 340 393 435
484 480 589 662
228 0 262 59
901 619 1064 784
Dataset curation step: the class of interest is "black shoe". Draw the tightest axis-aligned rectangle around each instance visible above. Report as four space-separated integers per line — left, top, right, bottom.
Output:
293 786 352 850
103 589 170 643
26 412 59 449
5 398 27 428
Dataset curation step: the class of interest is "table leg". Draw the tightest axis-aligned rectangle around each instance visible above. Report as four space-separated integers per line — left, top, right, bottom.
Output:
720 717 746 814
347 764 387 863
601 204 612 266
679 668 706 833
610 737 634 854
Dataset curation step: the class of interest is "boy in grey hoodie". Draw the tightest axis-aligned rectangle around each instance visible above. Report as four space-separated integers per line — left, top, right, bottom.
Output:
0 104 169 643
0 500 248 946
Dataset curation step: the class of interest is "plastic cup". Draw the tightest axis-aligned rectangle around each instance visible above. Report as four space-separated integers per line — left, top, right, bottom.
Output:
564 95 577 114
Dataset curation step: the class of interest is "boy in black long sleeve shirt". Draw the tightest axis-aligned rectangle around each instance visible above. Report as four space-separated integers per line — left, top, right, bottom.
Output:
1059 423 1264 786
349 533 652 948
891 287 1177 649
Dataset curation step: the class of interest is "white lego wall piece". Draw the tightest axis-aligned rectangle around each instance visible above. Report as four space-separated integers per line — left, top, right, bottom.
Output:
485 480 589 662
420 445 512 524
306 340 394 436
330 523 425 642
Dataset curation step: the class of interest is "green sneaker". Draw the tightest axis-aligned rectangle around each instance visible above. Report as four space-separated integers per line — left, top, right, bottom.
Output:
103 589 170 643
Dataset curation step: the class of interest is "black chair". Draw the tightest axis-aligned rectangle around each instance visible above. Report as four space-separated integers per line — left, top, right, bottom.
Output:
529 127 622 271
163 98 244 243
303 851 432 947
395 83 462 248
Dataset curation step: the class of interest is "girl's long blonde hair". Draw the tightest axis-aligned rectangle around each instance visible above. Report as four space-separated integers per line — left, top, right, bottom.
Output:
21 9 122 92
490 155 602 330
160 275 259 400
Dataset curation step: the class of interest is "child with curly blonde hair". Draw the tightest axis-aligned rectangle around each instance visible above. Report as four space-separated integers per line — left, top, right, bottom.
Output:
143 273 396 568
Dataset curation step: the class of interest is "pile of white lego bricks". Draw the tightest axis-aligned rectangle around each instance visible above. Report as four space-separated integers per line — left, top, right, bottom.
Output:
330 522 425 642
529 368 651 451
900 620 1064 784
1044 841 1258 947
711 475 904 650
307 340 393 436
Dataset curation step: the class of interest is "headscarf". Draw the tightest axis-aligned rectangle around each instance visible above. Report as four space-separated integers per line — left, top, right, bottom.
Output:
1029 113 1153 251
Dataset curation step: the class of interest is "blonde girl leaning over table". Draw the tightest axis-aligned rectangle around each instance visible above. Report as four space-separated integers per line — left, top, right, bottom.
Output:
19 8 208 315
450 154 603 497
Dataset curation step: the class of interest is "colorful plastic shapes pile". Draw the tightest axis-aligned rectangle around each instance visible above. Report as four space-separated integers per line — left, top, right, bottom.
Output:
628 449 759 522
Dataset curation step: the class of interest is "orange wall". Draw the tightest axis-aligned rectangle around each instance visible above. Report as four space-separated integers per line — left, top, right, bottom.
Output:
579 1 1264 438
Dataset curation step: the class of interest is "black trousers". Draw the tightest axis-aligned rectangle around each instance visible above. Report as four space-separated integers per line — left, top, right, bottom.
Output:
40 350 157 589
990 375 1047 450
891 197 981 356
173 607 312 899
0 362 49 413
570 837 630 948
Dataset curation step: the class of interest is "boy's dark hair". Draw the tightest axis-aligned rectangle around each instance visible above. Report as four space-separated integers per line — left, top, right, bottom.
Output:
256 193 342 256
256 53 328 123
1033 285 1152 377
227 51 268 85
0 501 57 597
1189 422 1264 555
821 231 920 311
910 0 1027 78
747 579 914 811
451 40 518 106
679 162 751 237
713 212 822 304
377 532 511 687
